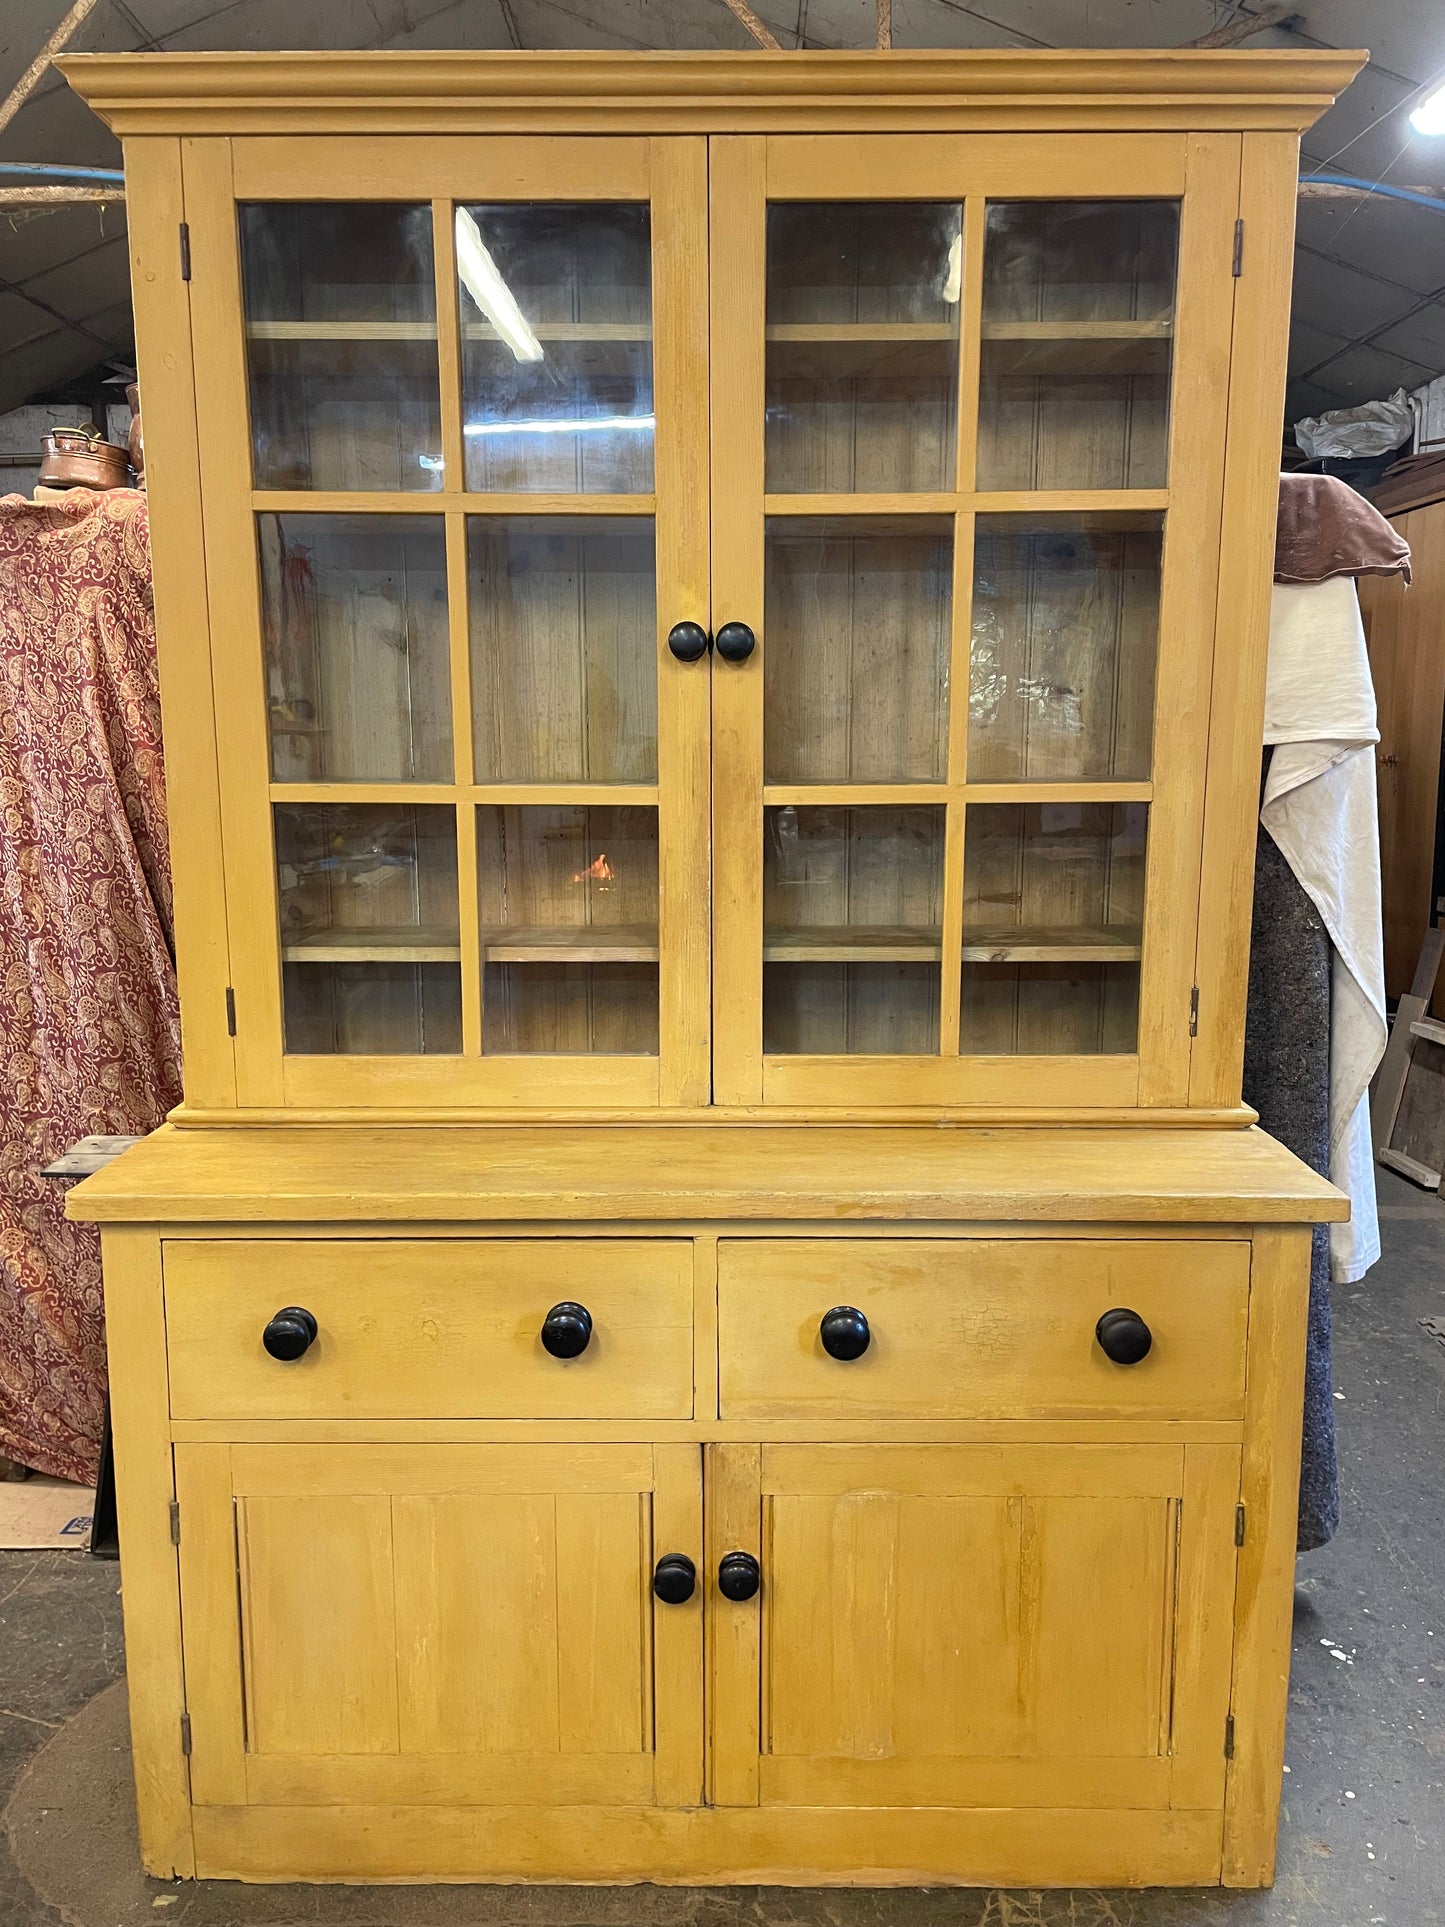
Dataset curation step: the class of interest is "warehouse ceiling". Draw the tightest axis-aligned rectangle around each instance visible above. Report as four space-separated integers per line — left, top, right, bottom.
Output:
2 0 1443 425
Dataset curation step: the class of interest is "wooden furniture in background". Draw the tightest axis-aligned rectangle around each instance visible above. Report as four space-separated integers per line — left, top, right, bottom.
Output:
60 48 1359 1891
1358 488 1445 1003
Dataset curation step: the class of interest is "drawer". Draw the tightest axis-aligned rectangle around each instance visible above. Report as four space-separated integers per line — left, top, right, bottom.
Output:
164 1240 693 1420
718 1239 1249 1420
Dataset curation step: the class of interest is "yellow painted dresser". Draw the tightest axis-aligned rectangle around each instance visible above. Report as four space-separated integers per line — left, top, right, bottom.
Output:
61 46 1361 1889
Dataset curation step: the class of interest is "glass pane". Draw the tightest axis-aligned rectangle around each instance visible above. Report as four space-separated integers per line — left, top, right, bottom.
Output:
468 517 656 783
458 204 653 493
241 203 442 491
766 203 961 493
968 513 1161 782
477 806 658 1054
976 202 1178 491
960 802 1145 1054
763 806 944 1054
276 804 460 1054
260 515 451 783
765 517 951 784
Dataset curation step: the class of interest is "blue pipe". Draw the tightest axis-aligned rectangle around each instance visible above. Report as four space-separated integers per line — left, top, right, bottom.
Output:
0 162 124 183
1304 172 1445 212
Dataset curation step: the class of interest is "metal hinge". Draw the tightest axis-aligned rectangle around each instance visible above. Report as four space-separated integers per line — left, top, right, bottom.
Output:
1189 985 1200 1037
225 986 237 1036
1232 218 1245 276
1224 1713 1236 1760
180 1712 192 1757
168 1499 180 1547
179 221 191 282
1235 1502 1247 1547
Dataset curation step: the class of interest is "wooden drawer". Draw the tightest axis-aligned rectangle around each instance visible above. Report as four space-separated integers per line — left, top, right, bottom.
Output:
164 1240 693 1420
717 1239 1249 1420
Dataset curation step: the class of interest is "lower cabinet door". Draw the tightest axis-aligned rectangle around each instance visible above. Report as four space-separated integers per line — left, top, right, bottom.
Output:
708 1441 1240 1813
175 1442 702 1808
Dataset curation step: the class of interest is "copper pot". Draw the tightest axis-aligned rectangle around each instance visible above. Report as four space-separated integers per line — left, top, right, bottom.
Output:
38 426 132 491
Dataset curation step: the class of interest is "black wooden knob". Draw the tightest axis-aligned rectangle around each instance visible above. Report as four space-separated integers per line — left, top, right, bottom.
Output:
652 1553 696 1604
1096 1307 1153 1365
262 1306 317 1361
715 621 756 664
718 1551 761 1600
541 1301 593 1359
819 1305 871 1360
667 620 709 663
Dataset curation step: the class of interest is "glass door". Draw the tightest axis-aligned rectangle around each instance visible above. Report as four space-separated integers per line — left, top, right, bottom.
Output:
711 134 1239 1109
187 137 709 1108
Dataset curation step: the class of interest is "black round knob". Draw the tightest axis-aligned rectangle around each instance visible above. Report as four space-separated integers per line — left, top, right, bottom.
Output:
652 1553 697 1604
1096 1307 1153 1365
540 1301 593 1359
715 621 756 664
718 1551 761 1601
819 1305 871 1361
262 1306 317 1362
667 620 709 663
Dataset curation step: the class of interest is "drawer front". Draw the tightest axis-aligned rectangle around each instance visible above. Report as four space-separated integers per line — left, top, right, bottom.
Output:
165 1240 693 1420
718 1239 1249 1420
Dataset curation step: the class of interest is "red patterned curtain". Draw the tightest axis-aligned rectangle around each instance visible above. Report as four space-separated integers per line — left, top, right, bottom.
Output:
0 489 181 1481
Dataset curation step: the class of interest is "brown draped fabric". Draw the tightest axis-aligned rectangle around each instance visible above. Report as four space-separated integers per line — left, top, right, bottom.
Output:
0 488 181 1481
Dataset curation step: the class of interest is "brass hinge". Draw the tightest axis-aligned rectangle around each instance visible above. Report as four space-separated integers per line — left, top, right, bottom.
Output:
225 986 237 1037
1224 1713 1236 1759
1232 218 1245 276
180 1712 192 1757
1189 985 1200 1037
168 1499 180 1547
179 221 191 282
1235 1502 1247 1547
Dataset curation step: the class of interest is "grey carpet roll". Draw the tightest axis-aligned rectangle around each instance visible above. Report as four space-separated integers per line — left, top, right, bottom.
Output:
1242 799 1340 1552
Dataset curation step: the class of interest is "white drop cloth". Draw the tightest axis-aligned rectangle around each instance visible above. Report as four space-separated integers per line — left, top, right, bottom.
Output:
1261 574 1387 1283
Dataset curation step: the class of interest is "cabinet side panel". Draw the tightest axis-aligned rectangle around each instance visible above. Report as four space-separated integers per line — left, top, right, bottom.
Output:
1190 133 1299 1110
100 1227 193 1876
123 137 235 1109
1223 1224 1311 1885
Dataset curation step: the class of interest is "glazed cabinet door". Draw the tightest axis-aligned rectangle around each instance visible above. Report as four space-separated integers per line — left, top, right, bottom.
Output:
183 136 710 1110
174 1443 702 1808
710 134 1240 1109
708 1442 1240 1819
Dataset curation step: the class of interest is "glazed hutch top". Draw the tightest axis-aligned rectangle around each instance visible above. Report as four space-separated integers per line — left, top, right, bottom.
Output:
63 47 1365 1124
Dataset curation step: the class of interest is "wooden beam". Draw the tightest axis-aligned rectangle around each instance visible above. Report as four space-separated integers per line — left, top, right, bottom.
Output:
717 0 782 50
876 0 893 50
1187 5 1299 49
0 184 123 205
0 0 104 137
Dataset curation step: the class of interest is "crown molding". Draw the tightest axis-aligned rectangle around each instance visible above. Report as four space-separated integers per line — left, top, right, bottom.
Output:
57 48 1367 138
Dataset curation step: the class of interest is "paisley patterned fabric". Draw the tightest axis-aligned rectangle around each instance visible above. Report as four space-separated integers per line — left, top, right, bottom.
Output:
0 489 180 1481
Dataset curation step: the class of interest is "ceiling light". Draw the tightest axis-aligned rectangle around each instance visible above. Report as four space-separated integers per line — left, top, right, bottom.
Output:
1410 81 1445 135
454 209 543 363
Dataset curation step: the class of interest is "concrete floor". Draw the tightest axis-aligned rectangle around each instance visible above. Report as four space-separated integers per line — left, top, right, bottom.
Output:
1 1168 1442 1926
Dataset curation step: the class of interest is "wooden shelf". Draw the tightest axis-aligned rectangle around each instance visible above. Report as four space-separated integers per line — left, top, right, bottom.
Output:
980 319 1172 340
961 925 1143 964
482 924 659 964
248 320 651 343
282 926 461 964
765 926 943 963
766 323 956 342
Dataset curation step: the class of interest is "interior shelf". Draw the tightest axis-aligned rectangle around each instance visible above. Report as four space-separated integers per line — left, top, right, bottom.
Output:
282 926 461 964
481 924 660 964
761 925 1143 964
766 323 957 342
764 926 944 963
248 320 651 343
961 924 1143 964
979 319 1172 340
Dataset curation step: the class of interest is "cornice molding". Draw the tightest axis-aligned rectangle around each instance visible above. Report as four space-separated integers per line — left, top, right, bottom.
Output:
58 48 1367 138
